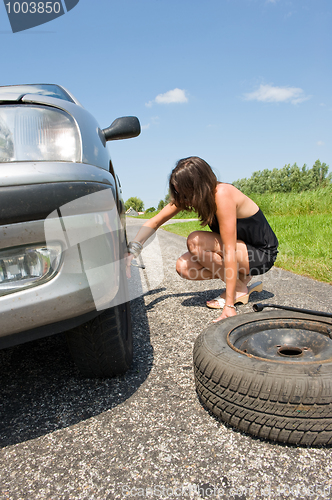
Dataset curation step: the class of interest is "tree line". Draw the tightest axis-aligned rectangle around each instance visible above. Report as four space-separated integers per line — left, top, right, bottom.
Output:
233 160 330 194
124 191 170 213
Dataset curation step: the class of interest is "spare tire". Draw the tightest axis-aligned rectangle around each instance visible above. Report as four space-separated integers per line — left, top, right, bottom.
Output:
193 310 332 446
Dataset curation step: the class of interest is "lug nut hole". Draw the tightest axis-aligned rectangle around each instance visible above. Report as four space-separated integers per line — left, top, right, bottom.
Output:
278 346 303 357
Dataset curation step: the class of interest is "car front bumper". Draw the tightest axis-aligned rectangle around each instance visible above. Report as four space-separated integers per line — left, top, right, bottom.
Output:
0 163 128 344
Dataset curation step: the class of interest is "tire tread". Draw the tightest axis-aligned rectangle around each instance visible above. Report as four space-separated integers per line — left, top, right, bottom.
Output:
66 303 132 378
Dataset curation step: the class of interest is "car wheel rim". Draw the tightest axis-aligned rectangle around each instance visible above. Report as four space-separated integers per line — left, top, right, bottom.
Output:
227 318 332 363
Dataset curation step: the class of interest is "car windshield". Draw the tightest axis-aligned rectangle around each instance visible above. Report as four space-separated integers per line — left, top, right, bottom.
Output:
0 84 74 103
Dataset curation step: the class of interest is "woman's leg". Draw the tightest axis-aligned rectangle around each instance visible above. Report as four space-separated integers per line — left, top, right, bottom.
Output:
175 230 251 298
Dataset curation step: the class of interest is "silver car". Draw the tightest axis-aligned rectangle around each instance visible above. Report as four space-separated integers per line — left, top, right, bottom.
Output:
0 83 140 377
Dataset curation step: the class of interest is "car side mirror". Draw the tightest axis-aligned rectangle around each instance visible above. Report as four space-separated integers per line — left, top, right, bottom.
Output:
102 116 141 142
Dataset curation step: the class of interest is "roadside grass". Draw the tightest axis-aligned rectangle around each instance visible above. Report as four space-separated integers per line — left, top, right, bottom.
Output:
136 209 197 219
162 220 210 237
269 214 332 284
249 185 332 216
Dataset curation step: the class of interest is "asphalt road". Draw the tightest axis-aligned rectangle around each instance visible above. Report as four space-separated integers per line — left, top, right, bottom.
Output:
0 218 332 499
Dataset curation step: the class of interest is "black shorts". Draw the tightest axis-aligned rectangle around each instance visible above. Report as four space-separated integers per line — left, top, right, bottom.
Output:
246 243 278 276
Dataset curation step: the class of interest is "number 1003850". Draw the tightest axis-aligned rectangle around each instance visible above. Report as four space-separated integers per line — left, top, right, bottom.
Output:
5 2 62 14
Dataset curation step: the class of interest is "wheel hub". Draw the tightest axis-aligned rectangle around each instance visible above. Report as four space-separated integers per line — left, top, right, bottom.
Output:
228 319 332 363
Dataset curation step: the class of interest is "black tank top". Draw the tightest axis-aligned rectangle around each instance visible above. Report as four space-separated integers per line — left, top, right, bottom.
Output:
209 209 278 255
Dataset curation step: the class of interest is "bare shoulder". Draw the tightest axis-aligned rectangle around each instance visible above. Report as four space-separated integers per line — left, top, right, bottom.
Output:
215 183 240 204
215 183 258 217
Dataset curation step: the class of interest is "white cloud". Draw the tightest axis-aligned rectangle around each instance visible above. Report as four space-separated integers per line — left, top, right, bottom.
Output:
244 84 310 104
317 141 325 146
141 116 159 131
156 88 188 104
146 88 188 107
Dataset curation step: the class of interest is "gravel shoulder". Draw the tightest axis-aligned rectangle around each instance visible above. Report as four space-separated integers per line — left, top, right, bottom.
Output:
0 219 331 500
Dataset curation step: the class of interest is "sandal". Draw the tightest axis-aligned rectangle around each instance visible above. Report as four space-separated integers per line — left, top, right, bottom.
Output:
206 281 263 309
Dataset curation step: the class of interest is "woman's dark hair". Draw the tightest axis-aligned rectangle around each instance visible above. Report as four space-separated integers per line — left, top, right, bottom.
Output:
169 156 218 226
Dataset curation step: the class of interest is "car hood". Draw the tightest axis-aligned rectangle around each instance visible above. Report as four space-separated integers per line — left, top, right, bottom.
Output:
0 92 26 102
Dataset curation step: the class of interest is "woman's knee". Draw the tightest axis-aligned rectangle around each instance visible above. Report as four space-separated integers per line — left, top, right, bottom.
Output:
187 231 204 254
176 256 188 277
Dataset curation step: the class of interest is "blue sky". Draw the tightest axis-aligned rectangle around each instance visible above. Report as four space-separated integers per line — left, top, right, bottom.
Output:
1 0 331 208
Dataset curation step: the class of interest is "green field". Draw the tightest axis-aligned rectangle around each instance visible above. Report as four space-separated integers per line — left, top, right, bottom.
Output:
159 187 332 284
136 209 197 219
248 186 332 216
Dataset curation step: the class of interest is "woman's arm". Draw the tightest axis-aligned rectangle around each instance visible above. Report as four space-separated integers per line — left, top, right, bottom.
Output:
129 203 181 245
126 203 181 275
215 185 238 318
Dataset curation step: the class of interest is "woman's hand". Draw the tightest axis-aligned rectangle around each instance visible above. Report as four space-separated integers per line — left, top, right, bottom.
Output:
125 252 135 278
212 305 237 323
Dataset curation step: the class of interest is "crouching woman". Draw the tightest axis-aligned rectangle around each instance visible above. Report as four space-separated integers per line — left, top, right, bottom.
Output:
127 156 278 322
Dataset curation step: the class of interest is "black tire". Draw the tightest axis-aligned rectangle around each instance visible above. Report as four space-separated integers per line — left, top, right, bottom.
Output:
193 310 332 446
66 300 132 378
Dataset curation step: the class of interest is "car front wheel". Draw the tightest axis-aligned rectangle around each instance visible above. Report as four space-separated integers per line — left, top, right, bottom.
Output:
66 300 133 378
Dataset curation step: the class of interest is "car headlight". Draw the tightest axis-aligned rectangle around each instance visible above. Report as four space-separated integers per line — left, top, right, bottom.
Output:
0 244 62 296
0 105 81 162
